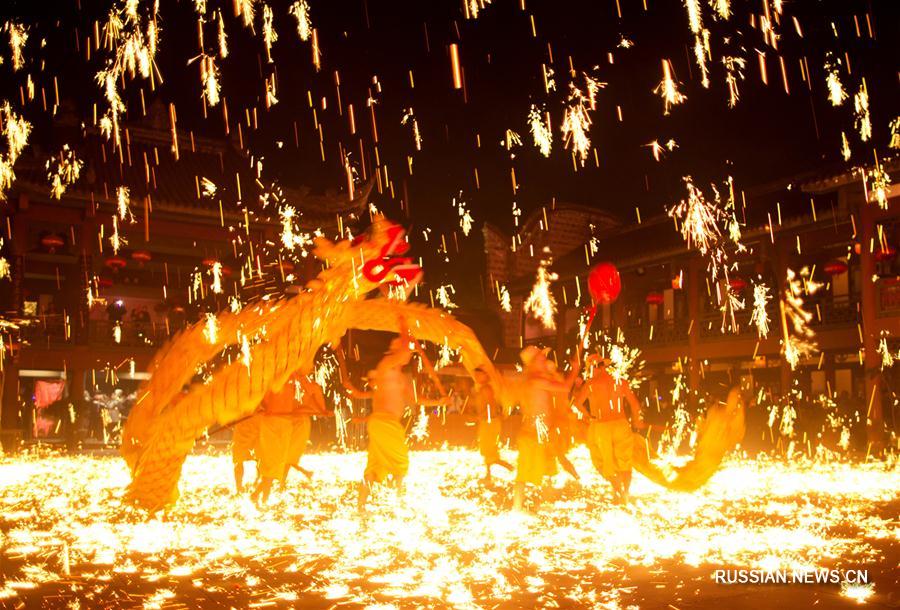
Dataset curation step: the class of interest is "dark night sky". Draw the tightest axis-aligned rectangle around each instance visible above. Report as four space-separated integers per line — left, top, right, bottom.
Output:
4 0 900 304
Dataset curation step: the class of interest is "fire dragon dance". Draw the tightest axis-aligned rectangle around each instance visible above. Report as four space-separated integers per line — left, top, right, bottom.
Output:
121 216 744 510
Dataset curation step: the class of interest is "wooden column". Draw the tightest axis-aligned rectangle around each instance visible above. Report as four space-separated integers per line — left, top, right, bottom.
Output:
687 256 701 392
858 197 883 447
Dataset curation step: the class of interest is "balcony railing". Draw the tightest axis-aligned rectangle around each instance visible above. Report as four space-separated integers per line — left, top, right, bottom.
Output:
19 315 174 348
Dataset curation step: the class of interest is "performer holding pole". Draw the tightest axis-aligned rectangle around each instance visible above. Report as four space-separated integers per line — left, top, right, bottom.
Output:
572 354 646 504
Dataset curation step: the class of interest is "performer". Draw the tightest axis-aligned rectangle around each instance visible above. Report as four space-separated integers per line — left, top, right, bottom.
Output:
573 355 646 504
471 367 513 482
340 337 447 511
513 346 579 512
252 373 325 505
232 413 260 493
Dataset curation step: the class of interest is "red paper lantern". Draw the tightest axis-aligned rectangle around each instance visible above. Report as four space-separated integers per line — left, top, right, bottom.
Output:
131 250 152 266
728 277 747 292
875 247 897 262
588 262 621 305
824 260 848 276
41 234 65 253
645 291 664 305
105 256 127 272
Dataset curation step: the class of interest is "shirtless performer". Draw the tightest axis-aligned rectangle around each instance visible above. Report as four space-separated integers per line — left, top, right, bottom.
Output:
572 355 646 504
471 367 513 482
340 337 447 511
513 346 580 512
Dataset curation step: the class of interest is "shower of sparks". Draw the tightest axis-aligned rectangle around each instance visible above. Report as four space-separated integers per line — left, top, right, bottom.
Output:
668 177 722 256
654 59 687 115
109 215 126 254
116 186 133 222
2 452 891 609
2 101 30 164
606 342 644 390
524 260 558 330
781 267 819 370
825 61 848 106
841 132 852 161
237 0 256 29
200 55 221 106
96 0 159 149
452 193 473 236
46 145 83 199
866 165 891 210
750 282 772 338
710 0 730 20
240 333 252 371
853 81 871 142
410 407 430 441
890 117 900 149
262 4 277 63
216 10 228 57
202 312 219 344
6 21 27 71
288 1 312 41
582 74 606 111
497 284 512 312
435 284 458 310
561 86 592 165
279 206 312 253
466 0 493 19
210 261 223 294
400 108 422 151
876 337 894 370
722 56 745 107
200 177 217 198
527 105 552 157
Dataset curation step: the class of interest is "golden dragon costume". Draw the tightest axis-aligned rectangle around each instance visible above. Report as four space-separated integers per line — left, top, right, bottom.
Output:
121 217 501 510
121 216 743 510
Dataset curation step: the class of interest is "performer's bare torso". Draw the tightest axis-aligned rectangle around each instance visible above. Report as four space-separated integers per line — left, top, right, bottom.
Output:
585 370 631 422
371 367 411 420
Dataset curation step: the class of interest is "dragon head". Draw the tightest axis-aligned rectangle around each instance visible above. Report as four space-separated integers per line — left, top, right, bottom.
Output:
312 215 422 299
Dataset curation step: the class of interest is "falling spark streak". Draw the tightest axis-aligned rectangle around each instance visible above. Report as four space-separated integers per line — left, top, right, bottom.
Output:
561 86 592 165
668 177 722 256
262 4 277 63
466 0 493 19
841 132 852 161
854 81 871 142
890 117 900 149
435 284 458 309
722 56 745 107
109 215 126 254
116 186 133 222
200 55 221 106
497 285 512 312
210 262 223 294
781 268 819 370
400 108 422 151
288 1 312 41
46 145 83 199
237 0 256 29
528 105 552 157
524 259 558 330
202 313 219 344
452 193 473 236
750 282 772 338
654 59 687 115
7 22 27 71
825 62 848 106
710 0 730 19
217 11 228 58
876 337 894 370
3 101 31 164
866 166 891 210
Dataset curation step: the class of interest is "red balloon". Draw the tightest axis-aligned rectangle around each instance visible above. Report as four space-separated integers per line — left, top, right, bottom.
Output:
588 262 621 304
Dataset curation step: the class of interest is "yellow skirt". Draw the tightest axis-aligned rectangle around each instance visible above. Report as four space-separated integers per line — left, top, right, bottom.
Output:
587 419 634 478
515 428 557 485
257 414 306 481
365 412 409 483
284 415 312 468
477 418 502 464
231 414 260 464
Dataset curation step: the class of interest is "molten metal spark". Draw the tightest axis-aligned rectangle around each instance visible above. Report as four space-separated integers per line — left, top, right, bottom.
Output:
435 285 458 310
400 108 422 151
210 262 223 294
781 267 819 370
7 22 27 71
200 55 221 107
825 61 848 106
750 282 771 338
109 215 126 254
654 59 687 115
524 259 558 330
722 56 745 107
288 1 312 41
203 313 219 344
668 177 722 256
116 186 133 222
561 86 592 165
528 105 552 157
854 81 871 142
262 4 277 63
46 145 83 199
867 165 891 210
3 101 31 164
498 285 512 312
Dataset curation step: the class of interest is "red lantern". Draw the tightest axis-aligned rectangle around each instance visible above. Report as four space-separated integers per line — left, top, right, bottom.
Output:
728 277 747 292
671 274 683 290
41 234 65 253
97 277 113 289
105 256 127 272
824 260 848 276
588 262 622 305
646 291 664 305
875 247 897 263
131 250 152 266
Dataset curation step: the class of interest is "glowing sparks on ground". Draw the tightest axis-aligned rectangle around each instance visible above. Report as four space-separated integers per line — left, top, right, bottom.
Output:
524 260 558 330
654 59 687 115
0 452 895 608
